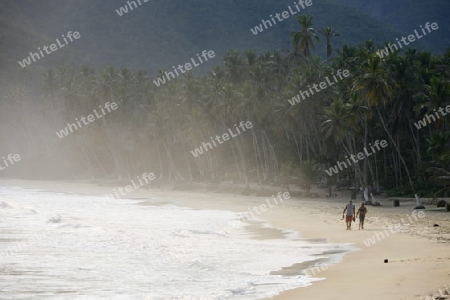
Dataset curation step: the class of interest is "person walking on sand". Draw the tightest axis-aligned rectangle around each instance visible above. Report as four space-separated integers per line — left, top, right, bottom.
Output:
356 202 367 230
342 200 355 230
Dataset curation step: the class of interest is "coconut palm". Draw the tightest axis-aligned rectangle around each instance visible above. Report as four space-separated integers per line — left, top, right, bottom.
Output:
320 26 340 59
352 54 416 194
291 15 320 57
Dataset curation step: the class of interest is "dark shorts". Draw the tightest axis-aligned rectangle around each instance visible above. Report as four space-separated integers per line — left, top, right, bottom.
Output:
359 214 365 221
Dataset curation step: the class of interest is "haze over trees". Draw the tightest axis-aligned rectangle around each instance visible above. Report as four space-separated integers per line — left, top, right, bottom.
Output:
0 5 449 197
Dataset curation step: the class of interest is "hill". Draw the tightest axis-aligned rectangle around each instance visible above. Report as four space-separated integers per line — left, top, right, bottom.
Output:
0 0 447 84
333 0 450 53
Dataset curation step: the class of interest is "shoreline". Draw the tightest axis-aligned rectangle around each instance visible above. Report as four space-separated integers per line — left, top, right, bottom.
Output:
1 179 449 299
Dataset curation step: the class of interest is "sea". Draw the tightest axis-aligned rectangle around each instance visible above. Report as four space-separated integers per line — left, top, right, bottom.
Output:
0 185 353 299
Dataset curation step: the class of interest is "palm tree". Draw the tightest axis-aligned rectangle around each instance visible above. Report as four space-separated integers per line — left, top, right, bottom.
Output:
291 15 320 57
428 132 450 160
321 97 364 186
322 98 352 145
223 50 244 85
320 26 340 59
298 160 319 196
352 54 416 194
420 77 450 130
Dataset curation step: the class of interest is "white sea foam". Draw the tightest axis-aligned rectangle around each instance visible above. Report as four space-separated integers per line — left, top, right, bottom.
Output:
0 186 352 299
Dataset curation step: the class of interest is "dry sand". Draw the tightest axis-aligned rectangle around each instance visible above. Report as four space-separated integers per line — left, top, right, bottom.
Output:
1 179 450 300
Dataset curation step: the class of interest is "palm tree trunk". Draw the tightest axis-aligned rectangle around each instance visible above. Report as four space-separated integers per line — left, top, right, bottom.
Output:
408 121 422 164
377 108 415 193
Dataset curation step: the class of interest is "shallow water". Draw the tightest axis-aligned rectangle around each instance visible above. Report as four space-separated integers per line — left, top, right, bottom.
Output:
0 186 351 299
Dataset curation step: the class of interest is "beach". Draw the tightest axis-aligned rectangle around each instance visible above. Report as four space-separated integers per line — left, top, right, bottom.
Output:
1 179 449 300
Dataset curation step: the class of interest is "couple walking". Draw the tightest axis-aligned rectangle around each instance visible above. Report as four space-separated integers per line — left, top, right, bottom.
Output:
342 201 367 230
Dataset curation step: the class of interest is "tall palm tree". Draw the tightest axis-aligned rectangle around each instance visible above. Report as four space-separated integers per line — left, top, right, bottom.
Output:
291 15 320 57
322 97 364 185
320 26 340 59
352 55 416 194
322 97 352 145
420 77 450 130
223 50 244 85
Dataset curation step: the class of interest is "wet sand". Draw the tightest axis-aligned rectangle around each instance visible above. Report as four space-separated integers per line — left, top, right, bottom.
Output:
1 179 449 300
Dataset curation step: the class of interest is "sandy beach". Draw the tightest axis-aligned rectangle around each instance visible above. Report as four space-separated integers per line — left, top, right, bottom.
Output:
1 179 449 300
3 1 449 298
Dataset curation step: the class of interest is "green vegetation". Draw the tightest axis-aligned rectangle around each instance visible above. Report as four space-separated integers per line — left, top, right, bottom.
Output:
1 9 449 197
3 0 447 86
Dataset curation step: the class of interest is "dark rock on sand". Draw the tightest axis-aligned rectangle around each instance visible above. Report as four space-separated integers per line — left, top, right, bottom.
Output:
437 200 447 208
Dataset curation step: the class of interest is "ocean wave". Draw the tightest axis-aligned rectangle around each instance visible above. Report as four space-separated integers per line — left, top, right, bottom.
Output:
0 186 352 299
0 200 12 208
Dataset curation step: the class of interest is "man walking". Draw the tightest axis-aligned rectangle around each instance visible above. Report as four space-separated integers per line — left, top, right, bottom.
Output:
342 200 356 230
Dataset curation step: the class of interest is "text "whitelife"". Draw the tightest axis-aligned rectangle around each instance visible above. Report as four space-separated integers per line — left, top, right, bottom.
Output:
18 31 81 68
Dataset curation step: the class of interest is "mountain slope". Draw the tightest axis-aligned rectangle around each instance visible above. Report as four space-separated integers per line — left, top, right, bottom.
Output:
332 0 450 53
0 0 446 83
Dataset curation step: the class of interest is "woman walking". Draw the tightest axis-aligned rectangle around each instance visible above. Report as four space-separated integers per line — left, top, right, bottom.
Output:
356 202 368 230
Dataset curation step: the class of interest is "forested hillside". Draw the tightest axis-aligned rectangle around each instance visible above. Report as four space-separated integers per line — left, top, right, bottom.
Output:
333 0 450 53
0 1 449 197
1 0 445 84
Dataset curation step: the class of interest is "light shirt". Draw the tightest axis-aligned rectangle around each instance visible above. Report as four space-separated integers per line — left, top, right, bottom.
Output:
345 204 355 216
